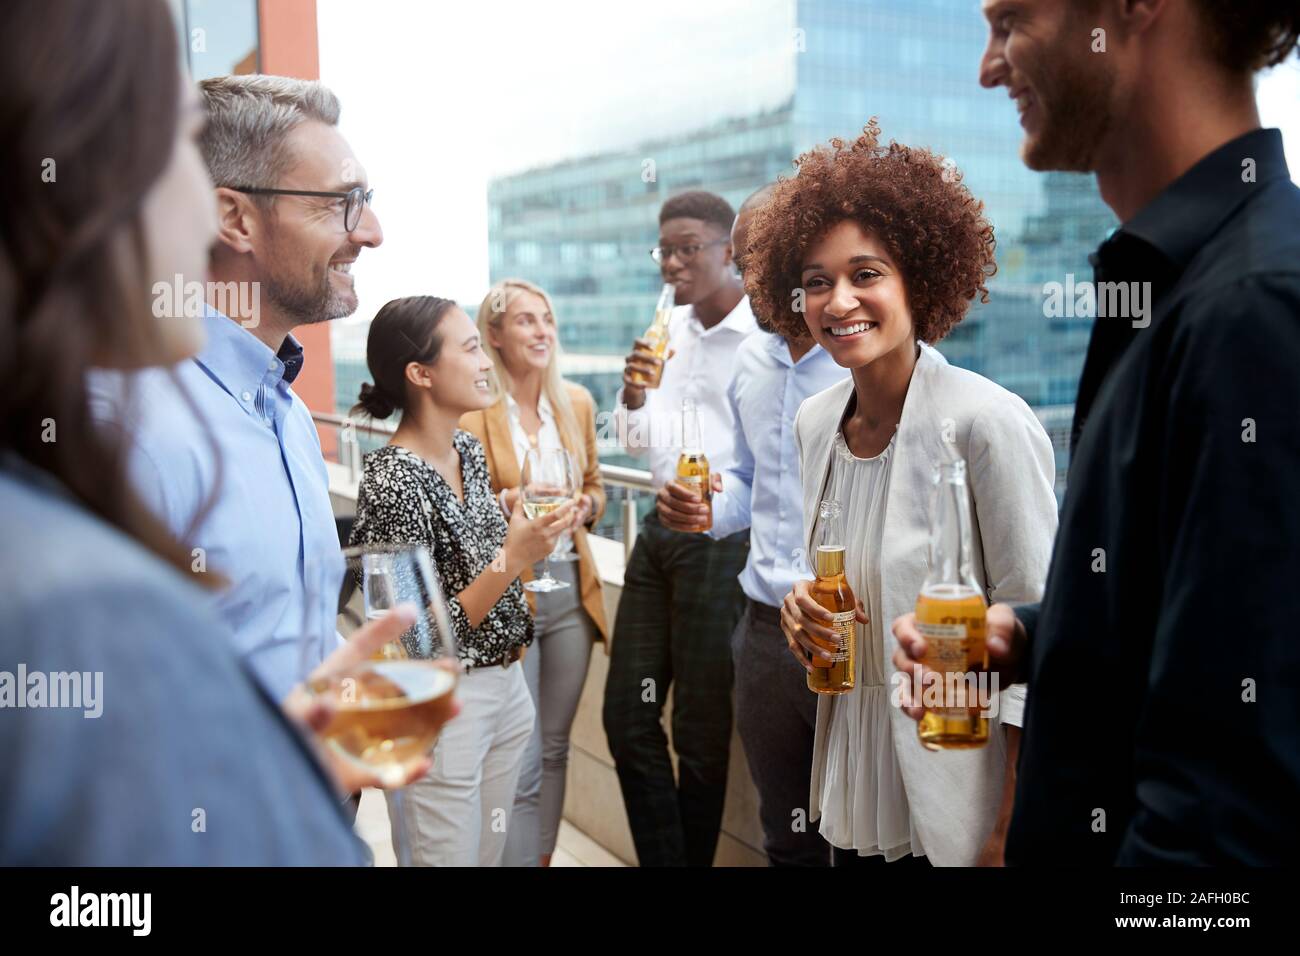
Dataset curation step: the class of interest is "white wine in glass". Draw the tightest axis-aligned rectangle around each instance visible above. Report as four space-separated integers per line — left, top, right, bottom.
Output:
309 660 456 787
552 449 583 563
523 495 569 518
521 446 576 592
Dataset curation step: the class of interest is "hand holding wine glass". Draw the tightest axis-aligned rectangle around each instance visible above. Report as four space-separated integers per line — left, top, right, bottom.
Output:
297 546 463 866
285 604 459 791
504 493 574 569
521 447 579 592
551 448 585 562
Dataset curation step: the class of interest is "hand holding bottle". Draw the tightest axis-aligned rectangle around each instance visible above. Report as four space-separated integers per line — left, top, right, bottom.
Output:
622 282 678 409
780 579 869 673
622 340 675 410
891 602 1028 721
656 473 722 531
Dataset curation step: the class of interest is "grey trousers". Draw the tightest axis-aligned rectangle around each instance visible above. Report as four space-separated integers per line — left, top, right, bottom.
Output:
732 598 832 867
502 559 596 866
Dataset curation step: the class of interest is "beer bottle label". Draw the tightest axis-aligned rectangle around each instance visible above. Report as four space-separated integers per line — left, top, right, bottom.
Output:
916 621 969 672
917 621 974 713
679 473 711 501
825 609 855 662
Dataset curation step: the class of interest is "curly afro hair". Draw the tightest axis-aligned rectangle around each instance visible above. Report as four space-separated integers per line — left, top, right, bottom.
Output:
743 119 996 344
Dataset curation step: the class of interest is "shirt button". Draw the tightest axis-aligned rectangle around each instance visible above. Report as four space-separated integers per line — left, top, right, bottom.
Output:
241 391 252 402
268 361 278 371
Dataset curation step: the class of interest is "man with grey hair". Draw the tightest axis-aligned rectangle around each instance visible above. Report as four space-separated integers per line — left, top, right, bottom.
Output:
91 74 384 707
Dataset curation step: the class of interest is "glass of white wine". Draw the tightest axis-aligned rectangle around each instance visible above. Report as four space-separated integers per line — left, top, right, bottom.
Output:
522 446 576 592
302 545 460 866
550 448 583 563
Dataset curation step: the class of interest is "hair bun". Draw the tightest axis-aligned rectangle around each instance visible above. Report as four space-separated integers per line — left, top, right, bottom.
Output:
356 381 396 419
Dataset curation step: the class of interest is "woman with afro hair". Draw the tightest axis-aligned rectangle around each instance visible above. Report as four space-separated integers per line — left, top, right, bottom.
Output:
750 121 1058 866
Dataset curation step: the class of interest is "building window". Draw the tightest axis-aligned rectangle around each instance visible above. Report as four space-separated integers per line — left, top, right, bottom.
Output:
170 0 260 80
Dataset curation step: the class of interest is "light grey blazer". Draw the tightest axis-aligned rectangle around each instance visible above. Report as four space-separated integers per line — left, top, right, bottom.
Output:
793 342 1058 865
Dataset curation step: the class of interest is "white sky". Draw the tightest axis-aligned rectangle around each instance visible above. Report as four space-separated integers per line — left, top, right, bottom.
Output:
318 0 1300 346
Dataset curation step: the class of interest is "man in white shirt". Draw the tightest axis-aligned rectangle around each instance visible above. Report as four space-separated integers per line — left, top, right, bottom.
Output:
603 190 757 867
659 185 847 866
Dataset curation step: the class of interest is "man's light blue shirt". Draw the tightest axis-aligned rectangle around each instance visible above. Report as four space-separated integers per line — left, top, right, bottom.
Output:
89 309 342 700
708 332 850 608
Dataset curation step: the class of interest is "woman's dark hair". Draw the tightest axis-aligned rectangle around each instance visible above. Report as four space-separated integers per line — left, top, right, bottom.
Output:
355 295 458 419
0 0 211 582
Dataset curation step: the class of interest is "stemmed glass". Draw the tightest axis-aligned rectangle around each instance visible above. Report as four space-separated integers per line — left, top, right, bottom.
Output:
360 550 411 660
550 449 583 563
521 446 577 592
301 545 460 866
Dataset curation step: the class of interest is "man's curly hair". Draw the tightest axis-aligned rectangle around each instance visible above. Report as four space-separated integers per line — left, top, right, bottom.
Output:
743 120 996 344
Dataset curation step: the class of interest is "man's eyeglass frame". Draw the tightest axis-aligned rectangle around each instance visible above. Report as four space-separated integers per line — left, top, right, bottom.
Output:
650 238 729 265
226 185 374 233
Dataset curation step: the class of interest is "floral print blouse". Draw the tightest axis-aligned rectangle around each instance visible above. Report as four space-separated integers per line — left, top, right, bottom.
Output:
349 432 532 668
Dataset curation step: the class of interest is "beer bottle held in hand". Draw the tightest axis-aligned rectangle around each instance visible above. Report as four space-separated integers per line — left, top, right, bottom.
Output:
807 499 856 695
630 282 676 388
915 459 989 750
676 398 712 532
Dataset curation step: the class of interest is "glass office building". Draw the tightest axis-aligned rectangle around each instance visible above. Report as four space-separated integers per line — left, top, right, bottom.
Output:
167 0 260 79
485 0 1117 497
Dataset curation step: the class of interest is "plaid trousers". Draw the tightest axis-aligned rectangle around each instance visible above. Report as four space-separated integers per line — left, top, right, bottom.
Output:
602 511 749 866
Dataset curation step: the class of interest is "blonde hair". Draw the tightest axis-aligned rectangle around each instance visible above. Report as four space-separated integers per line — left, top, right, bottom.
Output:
475 279 587 471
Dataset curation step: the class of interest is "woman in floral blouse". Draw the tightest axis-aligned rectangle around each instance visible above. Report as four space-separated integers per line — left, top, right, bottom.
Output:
350 295 575 867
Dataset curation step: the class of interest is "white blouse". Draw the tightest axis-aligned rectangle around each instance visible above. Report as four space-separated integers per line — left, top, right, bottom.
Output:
505 391 571 553
810 429 925 861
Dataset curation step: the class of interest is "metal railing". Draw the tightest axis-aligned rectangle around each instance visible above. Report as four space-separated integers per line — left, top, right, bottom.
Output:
312 410 653 561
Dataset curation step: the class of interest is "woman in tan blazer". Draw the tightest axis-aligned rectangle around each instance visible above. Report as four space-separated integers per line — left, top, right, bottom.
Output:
460 278 607 867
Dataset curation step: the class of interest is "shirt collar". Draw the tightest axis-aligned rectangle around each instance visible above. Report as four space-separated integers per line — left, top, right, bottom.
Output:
761 331 826 368
194 306 305 402
686 294 758 337
1113 127 1289 270
505 390 555 423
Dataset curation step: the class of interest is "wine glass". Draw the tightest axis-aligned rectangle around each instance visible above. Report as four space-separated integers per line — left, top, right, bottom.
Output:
550 449 583 563
360 551 409 660
302 545 460 867
521 446 576 592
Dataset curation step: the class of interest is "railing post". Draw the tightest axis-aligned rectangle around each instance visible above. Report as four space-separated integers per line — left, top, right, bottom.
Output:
622 486 638 563
345 426 360 485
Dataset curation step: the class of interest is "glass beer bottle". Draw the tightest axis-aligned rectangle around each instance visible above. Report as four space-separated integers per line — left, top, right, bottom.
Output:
915 459 989 750
675 398 712 532
807 499 856 695
630 282 675 388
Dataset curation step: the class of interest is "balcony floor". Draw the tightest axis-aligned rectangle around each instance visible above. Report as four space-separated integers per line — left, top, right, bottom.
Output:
356 788 627 867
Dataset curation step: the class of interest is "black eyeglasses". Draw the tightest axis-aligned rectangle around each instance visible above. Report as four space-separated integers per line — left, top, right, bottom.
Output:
227 185 375 233
650 238 728 264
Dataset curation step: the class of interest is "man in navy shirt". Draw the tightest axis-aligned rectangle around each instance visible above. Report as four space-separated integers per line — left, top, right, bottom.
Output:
895 0 1300 865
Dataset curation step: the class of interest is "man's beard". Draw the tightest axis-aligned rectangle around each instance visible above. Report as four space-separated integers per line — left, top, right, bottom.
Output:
1021 41 1115 172
264 259 354 325
262 235 358 325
